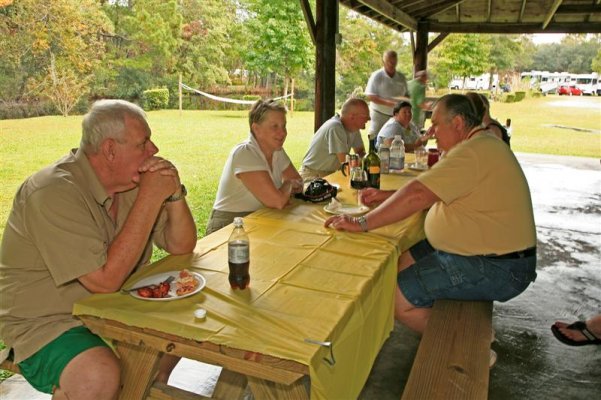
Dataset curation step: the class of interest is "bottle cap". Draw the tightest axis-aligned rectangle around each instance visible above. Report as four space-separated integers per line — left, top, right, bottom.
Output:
233 217 243 226
194 308 207 320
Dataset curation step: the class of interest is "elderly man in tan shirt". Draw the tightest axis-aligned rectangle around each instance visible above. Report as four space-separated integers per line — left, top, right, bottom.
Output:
0 100 197 399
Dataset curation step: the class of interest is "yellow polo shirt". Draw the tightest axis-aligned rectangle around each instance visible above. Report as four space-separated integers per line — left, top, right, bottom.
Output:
416 134 536 256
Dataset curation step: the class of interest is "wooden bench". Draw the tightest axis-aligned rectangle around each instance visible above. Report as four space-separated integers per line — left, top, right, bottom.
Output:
401 299 493 400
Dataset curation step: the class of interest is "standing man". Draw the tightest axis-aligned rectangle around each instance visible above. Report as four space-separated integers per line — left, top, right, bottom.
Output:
300 98 369 181
325 94 537 334
0 100 197 399
407 70 432 129
365 50 410 137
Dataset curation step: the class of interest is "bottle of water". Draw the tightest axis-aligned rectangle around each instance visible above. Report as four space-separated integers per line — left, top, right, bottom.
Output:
228 217 250 289
389 135 405 174
378 143 390 174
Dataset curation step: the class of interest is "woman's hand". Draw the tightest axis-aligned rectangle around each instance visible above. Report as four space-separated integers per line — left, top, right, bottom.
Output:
283 178 304 195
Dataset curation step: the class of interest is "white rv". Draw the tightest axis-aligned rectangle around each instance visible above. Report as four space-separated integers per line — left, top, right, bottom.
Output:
573 73 599 96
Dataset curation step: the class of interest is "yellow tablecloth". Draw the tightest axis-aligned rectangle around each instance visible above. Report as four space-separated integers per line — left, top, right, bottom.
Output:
73 169 425 399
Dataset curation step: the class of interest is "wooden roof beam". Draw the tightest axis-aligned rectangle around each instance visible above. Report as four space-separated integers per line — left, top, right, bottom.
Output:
407 0 464 16
427 32 449 52
542 0 564 30
429 21 601 34
299 0 316 45
519 0 527 23
356 0 418 31
556 4 601 14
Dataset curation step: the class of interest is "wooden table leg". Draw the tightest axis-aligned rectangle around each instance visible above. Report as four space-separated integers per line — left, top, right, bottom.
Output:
247 376 309 400
115 341 162 400
212 368 247 400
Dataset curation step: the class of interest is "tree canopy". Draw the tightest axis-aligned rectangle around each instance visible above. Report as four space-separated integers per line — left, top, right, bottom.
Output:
1 1 600 117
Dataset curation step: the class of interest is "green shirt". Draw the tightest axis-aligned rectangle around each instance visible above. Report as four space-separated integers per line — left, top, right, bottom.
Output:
408 78 426 126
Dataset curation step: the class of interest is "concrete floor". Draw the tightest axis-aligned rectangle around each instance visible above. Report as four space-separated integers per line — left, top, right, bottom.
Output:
2 153 600 399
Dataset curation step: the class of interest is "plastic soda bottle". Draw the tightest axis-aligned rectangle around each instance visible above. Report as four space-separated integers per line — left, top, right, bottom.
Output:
228 217 250 289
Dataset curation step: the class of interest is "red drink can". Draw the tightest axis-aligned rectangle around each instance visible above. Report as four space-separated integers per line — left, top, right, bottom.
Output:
427 149 440 167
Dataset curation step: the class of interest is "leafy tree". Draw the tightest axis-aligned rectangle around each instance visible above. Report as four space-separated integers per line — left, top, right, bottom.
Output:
99 0 182 101
176 0 237 89
488 35 522 84
0 0 110 112
435 34 491 87
529 35 600 73
592 50 601 74
240 0 313 95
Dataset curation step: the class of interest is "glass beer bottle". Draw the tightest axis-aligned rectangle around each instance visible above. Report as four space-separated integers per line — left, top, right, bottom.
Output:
228 217 250 289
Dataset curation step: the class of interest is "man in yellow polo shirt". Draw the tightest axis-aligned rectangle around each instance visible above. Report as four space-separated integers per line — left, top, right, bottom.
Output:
0 100 197 398
325 94 537 334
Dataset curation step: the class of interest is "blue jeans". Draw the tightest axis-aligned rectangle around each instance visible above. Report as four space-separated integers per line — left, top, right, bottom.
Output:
398 239 537 308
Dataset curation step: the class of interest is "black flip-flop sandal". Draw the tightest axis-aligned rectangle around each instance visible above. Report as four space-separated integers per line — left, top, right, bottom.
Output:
551 321 601 346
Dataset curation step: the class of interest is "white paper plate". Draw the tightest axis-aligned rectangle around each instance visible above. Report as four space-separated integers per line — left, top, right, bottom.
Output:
407 163 428 171
129 271 206 301
323 204 369 215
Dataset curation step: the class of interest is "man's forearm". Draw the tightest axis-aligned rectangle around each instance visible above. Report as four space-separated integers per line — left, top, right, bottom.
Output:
364 181 437 230
163 200 197 254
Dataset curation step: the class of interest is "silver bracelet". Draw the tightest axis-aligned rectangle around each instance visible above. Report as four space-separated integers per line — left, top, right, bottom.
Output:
355 215 368 232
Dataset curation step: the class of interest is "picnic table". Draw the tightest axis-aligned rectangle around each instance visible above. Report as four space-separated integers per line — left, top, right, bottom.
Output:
73 162 425 399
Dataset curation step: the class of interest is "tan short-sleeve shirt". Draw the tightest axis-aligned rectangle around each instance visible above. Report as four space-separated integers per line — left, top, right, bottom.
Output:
0 148 168 363
416 134 536 256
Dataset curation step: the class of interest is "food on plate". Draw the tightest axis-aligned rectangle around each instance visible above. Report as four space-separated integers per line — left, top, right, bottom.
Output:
136 279 171 298
176 269 199 296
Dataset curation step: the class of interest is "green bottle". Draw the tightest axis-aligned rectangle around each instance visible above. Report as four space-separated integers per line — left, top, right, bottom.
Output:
363 135 381 189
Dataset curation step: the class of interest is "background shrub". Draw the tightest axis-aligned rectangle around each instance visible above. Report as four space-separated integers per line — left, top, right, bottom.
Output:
142 88 170 110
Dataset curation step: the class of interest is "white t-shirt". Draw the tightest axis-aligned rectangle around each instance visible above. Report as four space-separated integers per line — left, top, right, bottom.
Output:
301 115 364 173
365 68 408 116
376 118 421 148
213 134 292 212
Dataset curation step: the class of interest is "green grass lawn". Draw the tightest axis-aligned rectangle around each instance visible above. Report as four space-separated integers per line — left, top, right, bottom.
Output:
1 95 600 244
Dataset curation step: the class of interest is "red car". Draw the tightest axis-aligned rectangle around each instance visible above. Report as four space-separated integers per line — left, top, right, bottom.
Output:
557 84 583 96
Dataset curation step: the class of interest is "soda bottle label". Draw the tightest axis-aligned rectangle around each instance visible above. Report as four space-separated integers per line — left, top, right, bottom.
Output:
228 242 249 263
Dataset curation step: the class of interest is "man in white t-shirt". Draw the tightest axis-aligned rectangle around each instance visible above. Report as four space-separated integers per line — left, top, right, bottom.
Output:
299 98 369 181
365 50 410 137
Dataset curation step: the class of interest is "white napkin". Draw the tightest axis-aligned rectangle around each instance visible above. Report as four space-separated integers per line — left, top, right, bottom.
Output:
326 197 341 211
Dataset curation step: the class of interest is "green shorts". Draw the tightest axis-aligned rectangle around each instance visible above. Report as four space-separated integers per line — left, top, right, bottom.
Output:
18 325 109 394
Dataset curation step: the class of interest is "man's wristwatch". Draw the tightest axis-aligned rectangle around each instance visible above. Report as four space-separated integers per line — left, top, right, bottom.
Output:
165 184 187 203
356 215 368 232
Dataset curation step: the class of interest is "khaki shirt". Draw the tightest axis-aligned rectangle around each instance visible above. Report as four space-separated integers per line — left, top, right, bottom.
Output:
0 148 168 363
417 134 536 256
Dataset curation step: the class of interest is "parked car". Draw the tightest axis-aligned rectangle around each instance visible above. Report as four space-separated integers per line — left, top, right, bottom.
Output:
557 84 583 96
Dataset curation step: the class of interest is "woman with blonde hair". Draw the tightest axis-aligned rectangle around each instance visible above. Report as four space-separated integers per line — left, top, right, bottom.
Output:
206 99 302 234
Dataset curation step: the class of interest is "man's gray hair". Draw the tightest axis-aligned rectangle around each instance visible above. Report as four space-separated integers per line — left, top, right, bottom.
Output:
340 97 368 116
81 99 147 154
435 94 481 129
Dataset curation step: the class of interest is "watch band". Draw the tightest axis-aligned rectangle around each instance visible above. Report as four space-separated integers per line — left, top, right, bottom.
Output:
166 184 187 203
356 215 368 232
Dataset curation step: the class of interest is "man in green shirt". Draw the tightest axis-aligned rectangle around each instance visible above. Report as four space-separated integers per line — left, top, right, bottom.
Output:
407 70 432 129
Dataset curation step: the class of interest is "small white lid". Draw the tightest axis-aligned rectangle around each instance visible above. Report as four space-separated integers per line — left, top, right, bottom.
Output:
194 308 207 319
